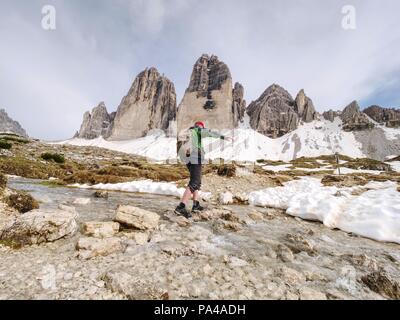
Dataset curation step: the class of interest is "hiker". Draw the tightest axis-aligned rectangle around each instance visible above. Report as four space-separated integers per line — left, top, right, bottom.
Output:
175 121 232 218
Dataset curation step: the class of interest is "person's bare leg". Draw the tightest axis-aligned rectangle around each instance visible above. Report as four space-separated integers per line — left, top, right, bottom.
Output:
180 187 193 205
192 190 205 211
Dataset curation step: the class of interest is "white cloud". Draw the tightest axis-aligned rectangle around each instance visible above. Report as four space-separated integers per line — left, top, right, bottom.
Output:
125 0 191 35
0 0 399 140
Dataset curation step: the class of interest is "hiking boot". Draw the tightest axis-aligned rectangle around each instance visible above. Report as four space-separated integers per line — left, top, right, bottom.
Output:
192 200 205 212
174 203 192 219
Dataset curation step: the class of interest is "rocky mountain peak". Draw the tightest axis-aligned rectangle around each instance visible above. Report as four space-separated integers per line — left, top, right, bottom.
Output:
187 54 232 98
232 82 246 124
294 89 317 123
341 101 374 131
322 109 340 122
255 84 294 106
177 54 242 135
0 109 28 137
363 105 400 128
126 67 164 102
342 100 359 116
109 67 177 140
77 102 114 139
247 84 298 138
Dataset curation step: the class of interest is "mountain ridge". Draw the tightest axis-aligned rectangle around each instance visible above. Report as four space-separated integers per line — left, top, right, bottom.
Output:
0 109 28 138
74 54 400 141
68 53 400 162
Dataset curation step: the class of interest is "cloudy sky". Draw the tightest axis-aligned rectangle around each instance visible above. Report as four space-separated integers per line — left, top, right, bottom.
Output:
0 0 399 140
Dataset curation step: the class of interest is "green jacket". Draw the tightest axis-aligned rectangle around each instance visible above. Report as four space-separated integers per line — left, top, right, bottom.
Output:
190 127 225 150
181 127 225 164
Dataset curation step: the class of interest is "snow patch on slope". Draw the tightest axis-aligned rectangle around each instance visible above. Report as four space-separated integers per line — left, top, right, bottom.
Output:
58 119 368 162
249 177 400 244
388 161 400 172
204 118 365 162
382 127 400 141
58 130 177 161
278 118 365 161
72 179 211 200
364 114 400 141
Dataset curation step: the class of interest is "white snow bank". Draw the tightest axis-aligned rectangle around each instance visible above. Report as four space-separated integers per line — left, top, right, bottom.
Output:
277 118 365 161
57 130 177 161
200 118 365 162
262 164 292 172
263 164 332 172
249 177 400 244
262 164 383 174
57 118 369 162
388 161 400 173
333 167 383 175
382 126 400 141
72 180 211 200
5 174 21 179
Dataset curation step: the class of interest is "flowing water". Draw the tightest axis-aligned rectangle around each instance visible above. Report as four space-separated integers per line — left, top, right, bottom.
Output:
8 176 179 222
2 176 400 300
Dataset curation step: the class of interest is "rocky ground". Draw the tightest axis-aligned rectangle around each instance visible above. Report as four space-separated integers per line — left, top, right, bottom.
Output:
354 128 400 161
0 140 400 300
1 177 399 300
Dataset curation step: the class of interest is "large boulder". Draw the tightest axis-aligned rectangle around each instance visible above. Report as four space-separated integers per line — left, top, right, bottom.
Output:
119 231 150 245
76 237 125 259
0 109 28 137
109 68 177 140
177 54 245 136
363 105 400 128
102 271 168 300
3 189 39 213
82 221 120 238
0 209 78 245
340 101 374 131
247 84 299 138
294 89 318 123
77 102 114 139
114 205 160 230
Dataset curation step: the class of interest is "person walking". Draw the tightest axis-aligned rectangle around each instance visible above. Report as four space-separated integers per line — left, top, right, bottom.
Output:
175 121 231 218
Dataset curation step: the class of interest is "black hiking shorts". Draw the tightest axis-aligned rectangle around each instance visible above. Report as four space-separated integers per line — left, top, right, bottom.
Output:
186 163 202 192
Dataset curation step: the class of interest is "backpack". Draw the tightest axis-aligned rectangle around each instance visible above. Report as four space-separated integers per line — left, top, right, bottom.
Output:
177 128 194 163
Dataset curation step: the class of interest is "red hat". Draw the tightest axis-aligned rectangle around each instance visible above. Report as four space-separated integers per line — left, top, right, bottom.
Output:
195 121 205 128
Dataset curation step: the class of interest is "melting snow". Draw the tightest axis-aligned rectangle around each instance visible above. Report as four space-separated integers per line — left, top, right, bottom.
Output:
333 167 384 175
57 130 177 161
381 126 400 141
262 164 292 172
57 118 370 162
249 177 400 244
388 161 400 172
262 164 384 174
203 118 365 162
72 180 212 200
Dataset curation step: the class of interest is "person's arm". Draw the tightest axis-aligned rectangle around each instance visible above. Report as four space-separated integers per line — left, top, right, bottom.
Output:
201 128 225 140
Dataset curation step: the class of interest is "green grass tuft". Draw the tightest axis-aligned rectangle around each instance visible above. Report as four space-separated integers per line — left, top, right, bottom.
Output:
0 140 12 149
40 153 65 164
